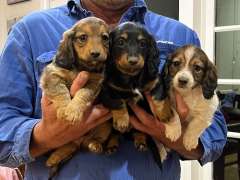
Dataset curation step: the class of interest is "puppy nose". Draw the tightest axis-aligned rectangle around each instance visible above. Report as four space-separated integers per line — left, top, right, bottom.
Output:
178 76 188 85
128 56 138 65
90 51 100 58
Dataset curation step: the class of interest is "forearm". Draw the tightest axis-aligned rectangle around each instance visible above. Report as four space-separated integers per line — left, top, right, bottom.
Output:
0 118 39 168
171 140 203 160
29 121 52 158
156 134 203 160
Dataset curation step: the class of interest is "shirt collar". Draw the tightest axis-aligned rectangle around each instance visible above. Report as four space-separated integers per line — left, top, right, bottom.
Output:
67 0 147 23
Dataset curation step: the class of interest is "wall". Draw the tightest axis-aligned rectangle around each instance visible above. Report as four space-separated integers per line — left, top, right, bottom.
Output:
146 0 179 20
0 0 41 50
0 0 67 50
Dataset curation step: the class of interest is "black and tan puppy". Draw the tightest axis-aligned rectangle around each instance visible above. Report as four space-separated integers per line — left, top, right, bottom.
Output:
40 17 112 170
100 22 173 152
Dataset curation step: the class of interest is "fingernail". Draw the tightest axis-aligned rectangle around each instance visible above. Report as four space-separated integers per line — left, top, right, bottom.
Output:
95 104 109 112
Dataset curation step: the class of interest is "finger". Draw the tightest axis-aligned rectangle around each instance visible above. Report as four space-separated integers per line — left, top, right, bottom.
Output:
89 113 112 129
144 92 153 105
41 94 53 106
85 104 110 124
128 102 155 128
174 90 188 121
70 71 90 97
129 116 149 133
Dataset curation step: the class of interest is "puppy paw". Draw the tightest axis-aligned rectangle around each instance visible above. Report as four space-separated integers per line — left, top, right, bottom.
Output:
105 145 118 155
88 141 103 154
134 141 148 152
64 104 84 123
46 155 60 167
165 123 181 142
113 114 129 133
159 148 168 162
183 135 199 151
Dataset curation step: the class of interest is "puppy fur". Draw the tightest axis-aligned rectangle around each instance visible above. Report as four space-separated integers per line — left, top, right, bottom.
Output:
167 45 219 151
158 45 219 161
41 17 109 123
40 17 112 170
100 22 171 153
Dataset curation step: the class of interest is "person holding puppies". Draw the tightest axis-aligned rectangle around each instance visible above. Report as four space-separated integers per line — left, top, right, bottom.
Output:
0 0 227 179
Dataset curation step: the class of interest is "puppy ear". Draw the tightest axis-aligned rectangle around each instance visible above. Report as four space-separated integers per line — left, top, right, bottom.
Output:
202 61 218 99
146 36 160 79
55 29 75 69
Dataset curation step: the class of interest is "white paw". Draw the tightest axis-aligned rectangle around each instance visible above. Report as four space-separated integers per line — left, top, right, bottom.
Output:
64 104 84 123
159 147 168 162
165 123 181 142
183 135 199 151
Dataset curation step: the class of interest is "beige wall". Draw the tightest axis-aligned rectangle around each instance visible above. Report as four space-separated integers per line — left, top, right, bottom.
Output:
0 0 66 50
0 1 41 50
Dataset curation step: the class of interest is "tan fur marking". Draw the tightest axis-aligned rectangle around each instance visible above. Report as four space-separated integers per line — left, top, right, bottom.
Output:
133 132 148 151
112 104 129 133
137 34 145 40
105 133 120 154
116 54 144 76
143 78 159 91
152 98 173 122
46 142 79 167
121 33 128 40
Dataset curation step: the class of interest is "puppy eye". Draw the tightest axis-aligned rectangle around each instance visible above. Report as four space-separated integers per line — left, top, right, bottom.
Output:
102 34 109 42
78 34 88 42
139 39 147 48
172 60 181 67
194 65 202 72
117 38 125 46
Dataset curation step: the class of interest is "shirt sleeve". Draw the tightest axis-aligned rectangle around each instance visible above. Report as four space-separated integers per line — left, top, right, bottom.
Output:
0 21 40 167
199 110 227 165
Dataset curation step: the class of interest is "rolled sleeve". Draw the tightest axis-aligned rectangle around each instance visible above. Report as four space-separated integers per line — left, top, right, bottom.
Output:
7 119 40 167
0 21 40 167
199 110 227 165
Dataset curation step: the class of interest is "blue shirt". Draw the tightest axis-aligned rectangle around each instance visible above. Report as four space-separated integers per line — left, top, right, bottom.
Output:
0 0 227 179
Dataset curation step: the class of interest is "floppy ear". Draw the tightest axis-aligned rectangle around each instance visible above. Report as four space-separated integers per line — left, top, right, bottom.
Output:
202 61 218 99
146 35 160 79
54 29 75 70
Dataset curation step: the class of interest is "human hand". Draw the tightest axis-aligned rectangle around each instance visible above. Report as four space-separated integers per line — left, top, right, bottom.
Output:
30 71 111 157
129 91 188 137
128 92 203 159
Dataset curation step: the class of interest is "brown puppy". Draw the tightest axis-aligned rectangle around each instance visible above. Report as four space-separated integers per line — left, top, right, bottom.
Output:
40 17 112 170
40 17 109 123
157 45 219 161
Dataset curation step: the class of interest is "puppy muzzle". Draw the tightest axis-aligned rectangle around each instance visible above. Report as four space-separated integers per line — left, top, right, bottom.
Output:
173 71 194 90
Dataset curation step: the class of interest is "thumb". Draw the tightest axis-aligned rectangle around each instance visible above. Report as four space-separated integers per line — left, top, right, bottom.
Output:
70 71 89 97
41 94 52 106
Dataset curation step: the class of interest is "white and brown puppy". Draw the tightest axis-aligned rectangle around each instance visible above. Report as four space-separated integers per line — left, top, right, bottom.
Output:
155 45 219 162
166 45 219 151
